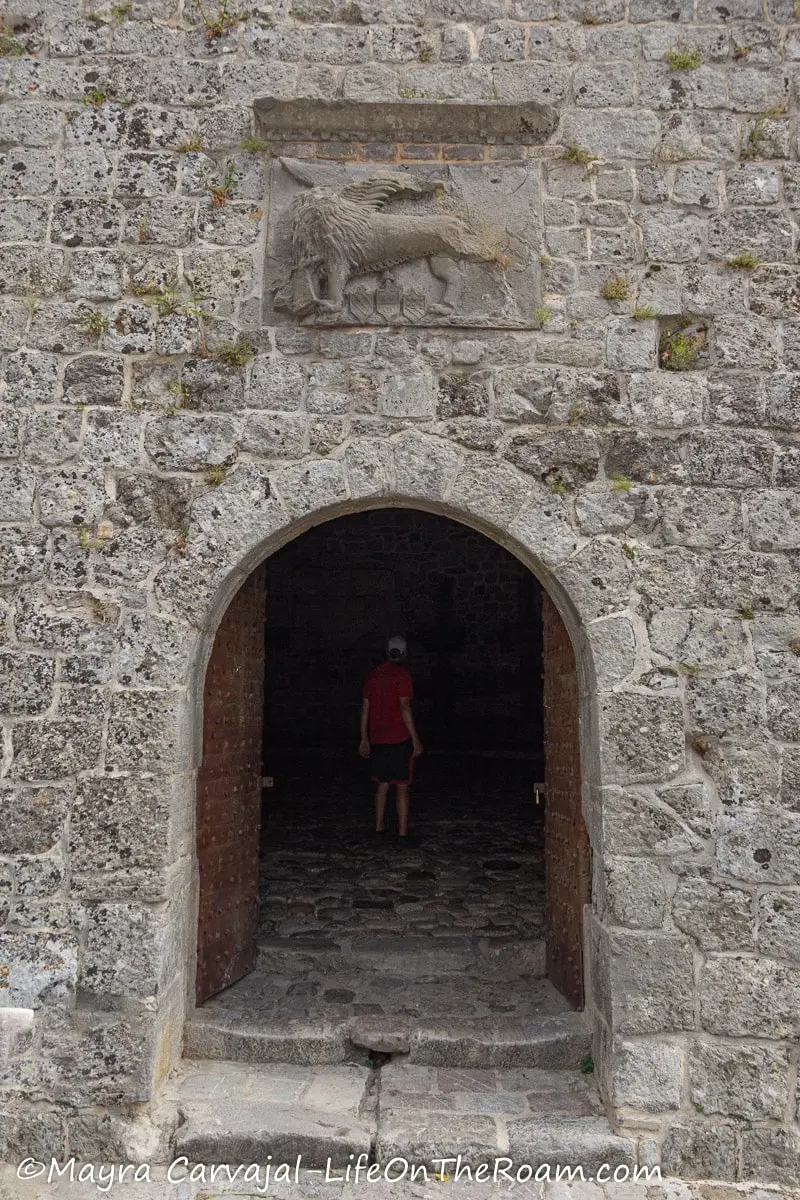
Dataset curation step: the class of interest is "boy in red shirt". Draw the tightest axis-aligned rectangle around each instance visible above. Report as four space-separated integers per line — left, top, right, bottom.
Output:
359 636 423 838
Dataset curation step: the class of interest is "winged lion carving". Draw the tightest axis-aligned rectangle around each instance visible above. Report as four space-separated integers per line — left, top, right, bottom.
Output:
271 158 490 322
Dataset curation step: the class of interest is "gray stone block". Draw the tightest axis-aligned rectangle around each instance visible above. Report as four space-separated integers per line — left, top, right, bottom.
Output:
106 689 184 774
600 856 672 929
662 487 744 550
689 1040 790 1120
661 1122 737 1181
506 1114 636 1172
610 1038 683 1110
700 956 800 1038
739 1127 800 1186
673 873 754 952
599 693 685 784
144 413 239 471
606 317 657 370
717 807 800 885
747 489 800 551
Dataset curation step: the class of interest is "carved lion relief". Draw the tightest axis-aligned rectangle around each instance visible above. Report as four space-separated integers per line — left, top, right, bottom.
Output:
263 158 542 329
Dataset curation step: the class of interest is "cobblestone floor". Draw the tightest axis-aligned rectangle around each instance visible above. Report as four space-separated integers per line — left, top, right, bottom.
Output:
258 753 546 944
191 754 553 1039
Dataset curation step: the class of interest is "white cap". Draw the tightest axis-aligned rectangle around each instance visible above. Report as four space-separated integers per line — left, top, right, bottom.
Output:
387 635 407 659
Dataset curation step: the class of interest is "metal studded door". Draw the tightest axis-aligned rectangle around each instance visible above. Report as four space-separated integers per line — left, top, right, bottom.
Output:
196 565 266 1005
542 591 591 1009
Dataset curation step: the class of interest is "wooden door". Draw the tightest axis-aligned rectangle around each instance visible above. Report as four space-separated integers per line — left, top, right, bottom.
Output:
542 591 591 1009
195 565 266 1004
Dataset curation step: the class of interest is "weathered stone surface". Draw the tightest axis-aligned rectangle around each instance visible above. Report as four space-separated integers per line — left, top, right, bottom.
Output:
747 489 800 551
686 675 765 739
599 694 685 783
649 609 748 672
611 1038 683 1110
145 414 239 471
700 956 800 1038
717 807 800 885
600 856 672 929
689 1041 790 1120
662 1123 738 1181
0 653 55 716
605 930 696 1033
662 488 744 549
0 785 71 855
601 787 702 856
0 930 78 1008
673 872 754 951
79 903 163 1002
758 890 800 960
105 690 184 774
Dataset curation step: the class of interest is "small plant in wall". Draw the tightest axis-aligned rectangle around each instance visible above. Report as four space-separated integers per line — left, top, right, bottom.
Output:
213 337 255 368
204 465 228 487
171 527 190 555
209 160 239 207
659 321 707 371
82 310 109 337
562 144 596 165
78 526 105 551
609 472 632 493
664 42 703 70
165 379 191 413
741 110 786 161
725 251 760 270
534 306 553 327
83 87 109 107
191 0 245 41
632 305 656 321
547 472 569 495
600 276 629 301
239 135 270 153
0 17 24 55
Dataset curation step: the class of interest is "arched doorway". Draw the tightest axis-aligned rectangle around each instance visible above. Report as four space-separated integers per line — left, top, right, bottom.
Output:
192 507 590 1041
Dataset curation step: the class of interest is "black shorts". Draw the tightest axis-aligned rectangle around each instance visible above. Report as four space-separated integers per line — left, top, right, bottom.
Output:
370 739 414 785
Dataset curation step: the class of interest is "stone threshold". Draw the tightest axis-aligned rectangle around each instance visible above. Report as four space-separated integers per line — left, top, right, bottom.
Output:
173 1058 633 1172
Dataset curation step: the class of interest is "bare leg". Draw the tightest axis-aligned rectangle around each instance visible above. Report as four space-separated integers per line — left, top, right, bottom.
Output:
396 783 410 837
428 255 462 315
374 782 389 832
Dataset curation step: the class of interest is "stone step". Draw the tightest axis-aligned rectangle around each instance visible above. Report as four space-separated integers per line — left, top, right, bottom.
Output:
184 1008 589 1070
256 933 546 977
174 1060 374 1170
377 1059 637 1172
174 1058 638 1173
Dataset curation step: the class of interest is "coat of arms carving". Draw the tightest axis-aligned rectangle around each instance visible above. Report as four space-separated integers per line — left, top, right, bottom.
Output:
263 158 542 330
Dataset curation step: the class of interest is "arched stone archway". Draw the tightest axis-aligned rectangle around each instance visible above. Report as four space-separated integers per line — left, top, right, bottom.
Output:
191 501 591 1021
144 432 676 1131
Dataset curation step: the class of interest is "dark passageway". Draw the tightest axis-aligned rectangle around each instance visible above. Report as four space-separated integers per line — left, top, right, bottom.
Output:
192 509 589 1058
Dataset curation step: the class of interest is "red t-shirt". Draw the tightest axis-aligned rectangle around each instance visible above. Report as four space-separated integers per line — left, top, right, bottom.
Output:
363 662 413 745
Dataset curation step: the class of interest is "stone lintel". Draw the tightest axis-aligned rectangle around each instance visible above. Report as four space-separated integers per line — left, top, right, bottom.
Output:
254 97 557 146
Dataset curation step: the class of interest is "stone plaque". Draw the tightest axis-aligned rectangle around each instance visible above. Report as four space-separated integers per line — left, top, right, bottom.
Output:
263 157 542 329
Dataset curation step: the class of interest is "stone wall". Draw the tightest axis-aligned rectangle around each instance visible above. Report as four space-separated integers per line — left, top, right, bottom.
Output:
1 0 800 1183
264 509 543 753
